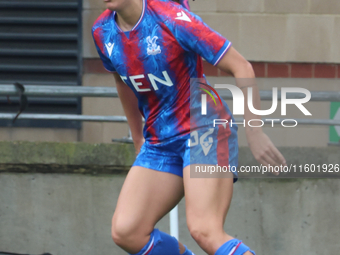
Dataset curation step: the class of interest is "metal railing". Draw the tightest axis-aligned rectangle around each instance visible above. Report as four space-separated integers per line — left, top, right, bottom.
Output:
2 84 340 100
1 84 340 126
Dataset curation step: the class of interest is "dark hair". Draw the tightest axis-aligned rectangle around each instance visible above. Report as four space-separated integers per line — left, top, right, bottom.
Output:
172 0 180 3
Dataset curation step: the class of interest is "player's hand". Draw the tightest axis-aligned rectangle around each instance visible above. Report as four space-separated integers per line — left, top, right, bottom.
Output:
246 129 286 175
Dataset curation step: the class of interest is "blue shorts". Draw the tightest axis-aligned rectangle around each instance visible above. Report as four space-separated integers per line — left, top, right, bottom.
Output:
133 124 239 181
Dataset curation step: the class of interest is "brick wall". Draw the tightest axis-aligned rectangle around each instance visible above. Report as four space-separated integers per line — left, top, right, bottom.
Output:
83 0 340 76
83 0 340 63
191 0 340 63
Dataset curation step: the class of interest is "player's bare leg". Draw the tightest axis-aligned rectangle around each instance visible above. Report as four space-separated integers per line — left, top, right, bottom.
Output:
183 165 254 255
111 166 187 254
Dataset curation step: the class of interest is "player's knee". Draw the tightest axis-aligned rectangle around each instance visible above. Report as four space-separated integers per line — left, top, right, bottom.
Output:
111 219 129 247
188 226 209 246
111 215 151 250
111 216 139 248
187 218 214 247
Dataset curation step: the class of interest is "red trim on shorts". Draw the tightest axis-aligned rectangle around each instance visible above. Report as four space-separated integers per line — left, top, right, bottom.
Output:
142 239 154 255
216 107 231 168
230 242 242 255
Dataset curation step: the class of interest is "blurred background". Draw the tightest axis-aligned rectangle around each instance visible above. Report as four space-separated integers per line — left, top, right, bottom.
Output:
0 0 339 255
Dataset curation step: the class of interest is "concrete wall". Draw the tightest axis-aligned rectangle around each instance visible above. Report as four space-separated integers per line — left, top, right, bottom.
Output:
1 174 339 255
1 141 339 254
0 128 79 143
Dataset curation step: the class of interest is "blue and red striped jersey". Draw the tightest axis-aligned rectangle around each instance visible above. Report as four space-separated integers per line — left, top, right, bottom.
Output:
92 0 231 143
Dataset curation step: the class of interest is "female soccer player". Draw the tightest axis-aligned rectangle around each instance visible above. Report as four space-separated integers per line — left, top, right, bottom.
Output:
92 0 286 254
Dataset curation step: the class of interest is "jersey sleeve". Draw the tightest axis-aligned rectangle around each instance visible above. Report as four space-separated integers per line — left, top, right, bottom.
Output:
92 27 116 73
174 11 232 66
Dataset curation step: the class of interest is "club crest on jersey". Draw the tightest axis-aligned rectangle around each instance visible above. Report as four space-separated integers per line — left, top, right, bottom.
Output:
146 36 161 55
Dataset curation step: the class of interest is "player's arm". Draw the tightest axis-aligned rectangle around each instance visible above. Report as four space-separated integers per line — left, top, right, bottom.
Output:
113 73 144 154
216 47 286 170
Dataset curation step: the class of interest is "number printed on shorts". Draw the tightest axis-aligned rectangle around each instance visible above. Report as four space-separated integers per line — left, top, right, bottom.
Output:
189 128 215 156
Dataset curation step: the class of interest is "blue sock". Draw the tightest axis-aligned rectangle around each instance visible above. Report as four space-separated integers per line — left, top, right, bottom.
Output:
214 239 255 255
130 229 195 255
182 245 194 255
